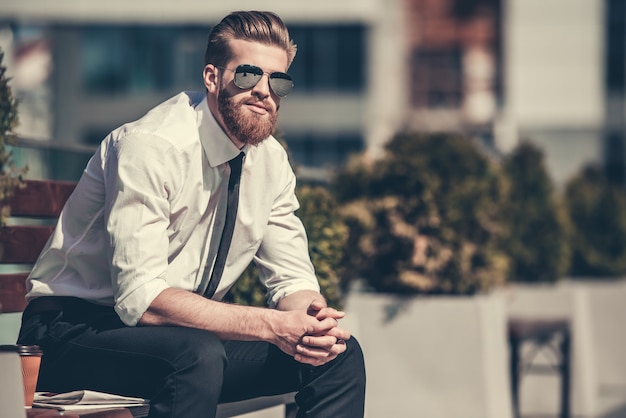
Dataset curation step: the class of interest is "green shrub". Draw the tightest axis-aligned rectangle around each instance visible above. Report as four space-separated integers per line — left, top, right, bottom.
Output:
501 142 571 282
332 132 510 295
0 49 25 225
225 184 348 309
565 165 626 276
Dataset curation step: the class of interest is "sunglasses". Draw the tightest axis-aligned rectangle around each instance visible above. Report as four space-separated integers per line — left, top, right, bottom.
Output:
218 64 294 97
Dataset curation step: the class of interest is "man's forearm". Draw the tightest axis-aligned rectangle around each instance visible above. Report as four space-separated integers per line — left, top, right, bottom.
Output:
139 287 348 366
276 289 326 312
139 287 279 342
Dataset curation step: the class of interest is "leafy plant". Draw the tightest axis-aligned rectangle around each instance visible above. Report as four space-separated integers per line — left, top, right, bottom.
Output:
501 142 571 282
565 165 626 277
333 132 510 295
0 49 26 224
225 185 348 309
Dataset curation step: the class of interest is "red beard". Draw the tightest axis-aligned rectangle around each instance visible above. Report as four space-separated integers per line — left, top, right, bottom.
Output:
218 90 278 146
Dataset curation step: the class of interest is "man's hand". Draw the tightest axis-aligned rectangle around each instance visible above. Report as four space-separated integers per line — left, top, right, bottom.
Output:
273 291 352 366
142 288 344 367
294 300 351 366
270 309 341 364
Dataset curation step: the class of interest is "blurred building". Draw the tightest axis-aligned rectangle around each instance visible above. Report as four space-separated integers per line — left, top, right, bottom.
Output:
404 0 615 189
404 0 501 135
501 0 608 187
0 0 623 187
602 0 626 185
0 0 406 180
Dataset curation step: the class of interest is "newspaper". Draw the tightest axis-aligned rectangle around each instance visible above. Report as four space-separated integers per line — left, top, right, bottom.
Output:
33 390 149 411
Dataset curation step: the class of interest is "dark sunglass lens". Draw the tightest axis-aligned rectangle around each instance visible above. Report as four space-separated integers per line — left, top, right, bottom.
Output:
269 73 293 97
234 65 263 89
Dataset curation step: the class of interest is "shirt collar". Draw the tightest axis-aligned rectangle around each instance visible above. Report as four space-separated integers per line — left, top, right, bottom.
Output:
195 96 248 168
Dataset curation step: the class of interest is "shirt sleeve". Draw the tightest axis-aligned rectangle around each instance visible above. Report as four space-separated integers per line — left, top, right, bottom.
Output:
103 130 185 325
253 153 320 308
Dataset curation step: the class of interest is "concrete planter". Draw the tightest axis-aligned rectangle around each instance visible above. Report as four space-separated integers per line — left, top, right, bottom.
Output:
572 279 626 392
344 290 513 418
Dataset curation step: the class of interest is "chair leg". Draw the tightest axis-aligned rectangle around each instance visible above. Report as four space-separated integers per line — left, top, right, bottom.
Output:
560 330 571 418
509 336 521 418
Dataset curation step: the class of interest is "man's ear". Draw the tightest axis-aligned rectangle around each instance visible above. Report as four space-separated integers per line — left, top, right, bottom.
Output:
203 64 219 93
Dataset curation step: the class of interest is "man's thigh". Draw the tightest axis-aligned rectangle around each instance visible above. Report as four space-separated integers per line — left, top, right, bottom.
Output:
220 340 304 403
49 329 303 403
20 303 303 403
22 307 226 399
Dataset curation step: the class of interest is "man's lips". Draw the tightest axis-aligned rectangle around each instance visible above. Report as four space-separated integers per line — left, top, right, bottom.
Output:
244 101 272 115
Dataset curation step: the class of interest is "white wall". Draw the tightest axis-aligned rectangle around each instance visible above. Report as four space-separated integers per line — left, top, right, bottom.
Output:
501 0 605 186
505 0 604 128
0 0 379 23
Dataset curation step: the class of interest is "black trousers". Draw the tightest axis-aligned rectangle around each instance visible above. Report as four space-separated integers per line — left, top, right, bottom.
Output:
17 297 366 418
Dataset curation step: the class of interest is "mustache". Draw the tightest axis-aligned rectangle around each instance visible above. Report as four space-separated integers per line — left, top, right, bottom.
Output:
242 99 276 113
218 84 279 113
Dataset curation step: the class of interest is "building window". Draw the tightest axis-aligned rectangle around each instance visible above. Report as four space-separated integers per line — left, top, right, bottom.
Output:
286 133 363 167
82 25 209 95
80 24 365 96
410 47 463 108
605 133 625 185
288 24 366 93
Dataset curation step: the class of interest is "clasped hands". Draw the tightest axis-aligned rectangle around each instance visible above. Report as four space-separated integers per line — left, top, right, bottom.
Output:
290 300 351 367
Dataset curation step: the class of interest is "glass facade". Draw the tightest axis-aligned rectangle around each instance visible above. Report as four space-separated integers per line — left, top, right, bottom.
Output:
77 23 367 170
82 25 209 94
289 24 366 93
410 47 463 108
80 24 366 95
286 133 363 168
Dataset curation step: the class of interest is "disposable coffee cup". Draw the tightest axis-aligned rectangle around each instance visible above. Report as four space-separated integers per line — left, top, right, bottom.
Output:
0 345 27 416
16 345 43 407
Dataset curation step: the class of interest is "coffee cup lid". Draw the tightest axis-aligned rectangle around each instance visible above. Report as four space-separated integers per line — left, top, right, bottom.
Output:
17 345 43 356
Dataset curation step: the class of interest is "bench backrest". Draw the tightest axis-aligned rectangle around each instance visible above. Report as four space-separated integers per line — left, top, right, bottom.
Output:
0 179 76 313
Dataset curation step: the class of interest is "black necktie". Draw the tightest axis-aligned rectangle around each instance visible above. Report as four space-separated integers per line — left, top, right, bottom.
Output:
203 152 245 298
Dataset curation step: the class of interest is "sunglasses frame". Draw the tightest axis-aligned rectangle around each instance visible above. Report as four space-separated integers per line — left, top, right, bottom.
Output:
215 64 294 98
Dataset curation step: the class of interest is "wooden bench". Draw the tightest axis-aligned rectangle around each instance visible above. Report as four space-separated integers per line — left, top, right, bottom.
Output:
0 179 297 418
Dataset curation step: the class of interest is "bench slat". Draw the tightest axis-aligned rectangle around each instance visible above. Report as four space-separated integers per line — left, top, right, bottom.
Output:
0 225 55 264
0 272 29 313
9 179 76 218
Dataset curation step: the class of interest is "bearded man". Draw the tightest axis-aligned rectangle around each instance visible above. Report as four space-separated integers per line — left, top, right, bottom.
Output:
17 11 366 418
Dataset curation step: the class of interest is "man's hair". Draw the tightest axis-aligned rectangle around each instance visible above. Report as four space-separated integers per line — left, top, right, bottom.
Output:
204 11 297 69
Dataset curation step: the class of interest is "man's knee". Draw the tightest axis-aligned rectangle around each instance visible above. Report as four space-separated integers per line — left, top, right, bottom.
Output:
342 336 366 383
315 336 366 388
169 329 227 380
153 328 227 413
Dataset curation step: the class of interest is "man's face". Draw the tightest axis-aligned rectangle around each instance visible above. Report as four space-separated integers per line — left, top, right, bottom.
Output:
204 39 290 148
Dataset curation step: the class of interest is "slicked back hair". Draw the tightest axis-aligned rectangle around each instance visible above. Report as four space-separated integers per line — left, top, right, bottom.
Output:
204 11 297 69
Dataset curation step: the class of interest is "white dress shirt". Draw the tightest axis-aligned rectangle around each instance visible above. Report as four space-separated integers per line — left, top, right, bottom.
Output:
26 92 319 326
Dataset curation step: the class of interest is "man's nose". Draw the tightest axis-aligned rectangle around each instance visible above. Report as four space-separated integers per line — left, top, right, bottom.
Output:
251 74 271 98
